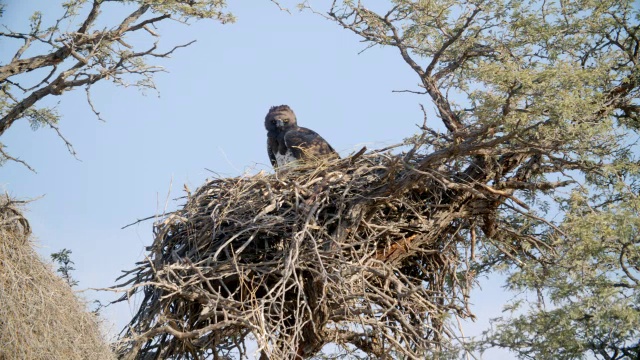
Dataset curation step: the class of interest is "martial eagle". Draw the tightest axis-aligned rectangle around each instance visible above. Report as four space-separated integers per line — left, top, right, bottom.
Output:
265 105 338 169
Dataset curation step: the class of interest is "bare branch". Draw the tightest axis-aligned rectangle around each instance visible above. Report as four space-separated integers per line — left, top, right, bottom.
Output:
270 0 292 14
78 0 102 34
0 47 71 84
0 145 36 173
47 121 78 158
85 86 104 122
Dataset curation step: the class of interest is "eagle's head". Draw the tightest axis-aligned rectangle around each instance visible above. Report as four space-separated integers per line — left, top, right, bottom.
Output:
265 105 297 133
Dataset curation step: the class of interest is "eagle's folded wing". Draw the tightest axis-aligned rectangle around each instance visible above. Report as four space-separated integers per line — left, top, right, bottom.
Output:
284 127 338 161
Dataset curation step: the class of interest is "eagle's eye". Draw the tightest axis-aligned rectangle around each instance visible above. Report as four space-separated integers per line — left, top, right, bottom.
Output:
284 119 289 123
271 120 276 124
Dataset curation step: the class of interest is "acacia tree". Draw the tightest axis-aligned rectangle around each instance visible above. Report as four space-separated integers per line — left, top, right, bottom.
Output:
0 0 234 171
310 0 639 358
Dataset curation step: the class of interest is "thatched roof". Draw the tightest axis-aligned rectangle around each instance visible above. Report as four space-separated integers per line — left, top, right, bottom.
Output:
0 196 115 360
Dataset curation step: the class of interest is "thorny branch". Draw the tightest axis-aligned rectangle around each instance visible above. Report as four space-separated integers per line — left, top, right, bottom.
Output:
0 0 232 170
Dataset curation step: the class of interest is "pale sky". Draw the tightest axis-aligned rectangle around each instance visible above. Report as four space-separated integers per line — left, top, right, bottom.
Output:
1 1 511 358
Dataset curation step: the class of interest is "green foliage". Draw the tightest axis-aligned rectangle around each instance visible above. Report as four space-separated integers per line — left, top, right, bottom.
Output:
136 0 236 23
467 2 640 357
51 248 79 287
483 195 640 359
25 107 60 131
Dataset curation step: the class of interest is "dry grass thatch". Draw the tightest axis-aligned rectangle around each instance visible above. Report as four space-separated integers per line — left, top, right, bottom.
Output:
114 137 547 359
0 196 115 360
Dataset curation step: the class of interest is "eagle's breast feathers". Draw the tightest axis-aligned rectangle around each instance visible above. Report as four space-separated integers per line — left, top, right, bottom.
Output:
273 147 298 168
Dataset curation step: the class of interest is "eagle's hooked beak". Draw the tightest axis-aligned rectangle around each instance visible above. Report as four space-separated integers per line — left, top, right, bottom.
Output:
274 119 284 129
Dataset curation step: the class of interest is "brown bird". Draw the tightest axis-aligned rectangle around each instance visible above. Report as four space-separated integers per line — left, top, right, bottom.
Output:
264 105 338 169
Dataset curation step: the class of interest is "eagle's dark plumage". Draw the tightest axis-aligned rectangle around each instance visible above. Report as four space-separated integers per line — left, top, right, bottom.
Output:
265 105 338 169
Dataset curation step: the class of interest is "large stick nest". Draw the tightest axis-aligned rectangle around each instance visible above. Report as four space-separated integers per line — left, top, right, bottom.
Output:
0 196 115 360
115 139 524 359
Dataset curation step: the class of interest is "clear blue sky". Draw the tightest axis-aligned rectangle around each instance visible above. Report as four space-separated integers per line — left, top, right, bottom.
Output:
1 1 510 357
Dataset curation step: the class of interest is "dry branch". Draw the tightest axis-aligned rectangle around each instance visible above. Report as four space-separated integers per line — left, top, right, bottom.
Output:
0 0 234 170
